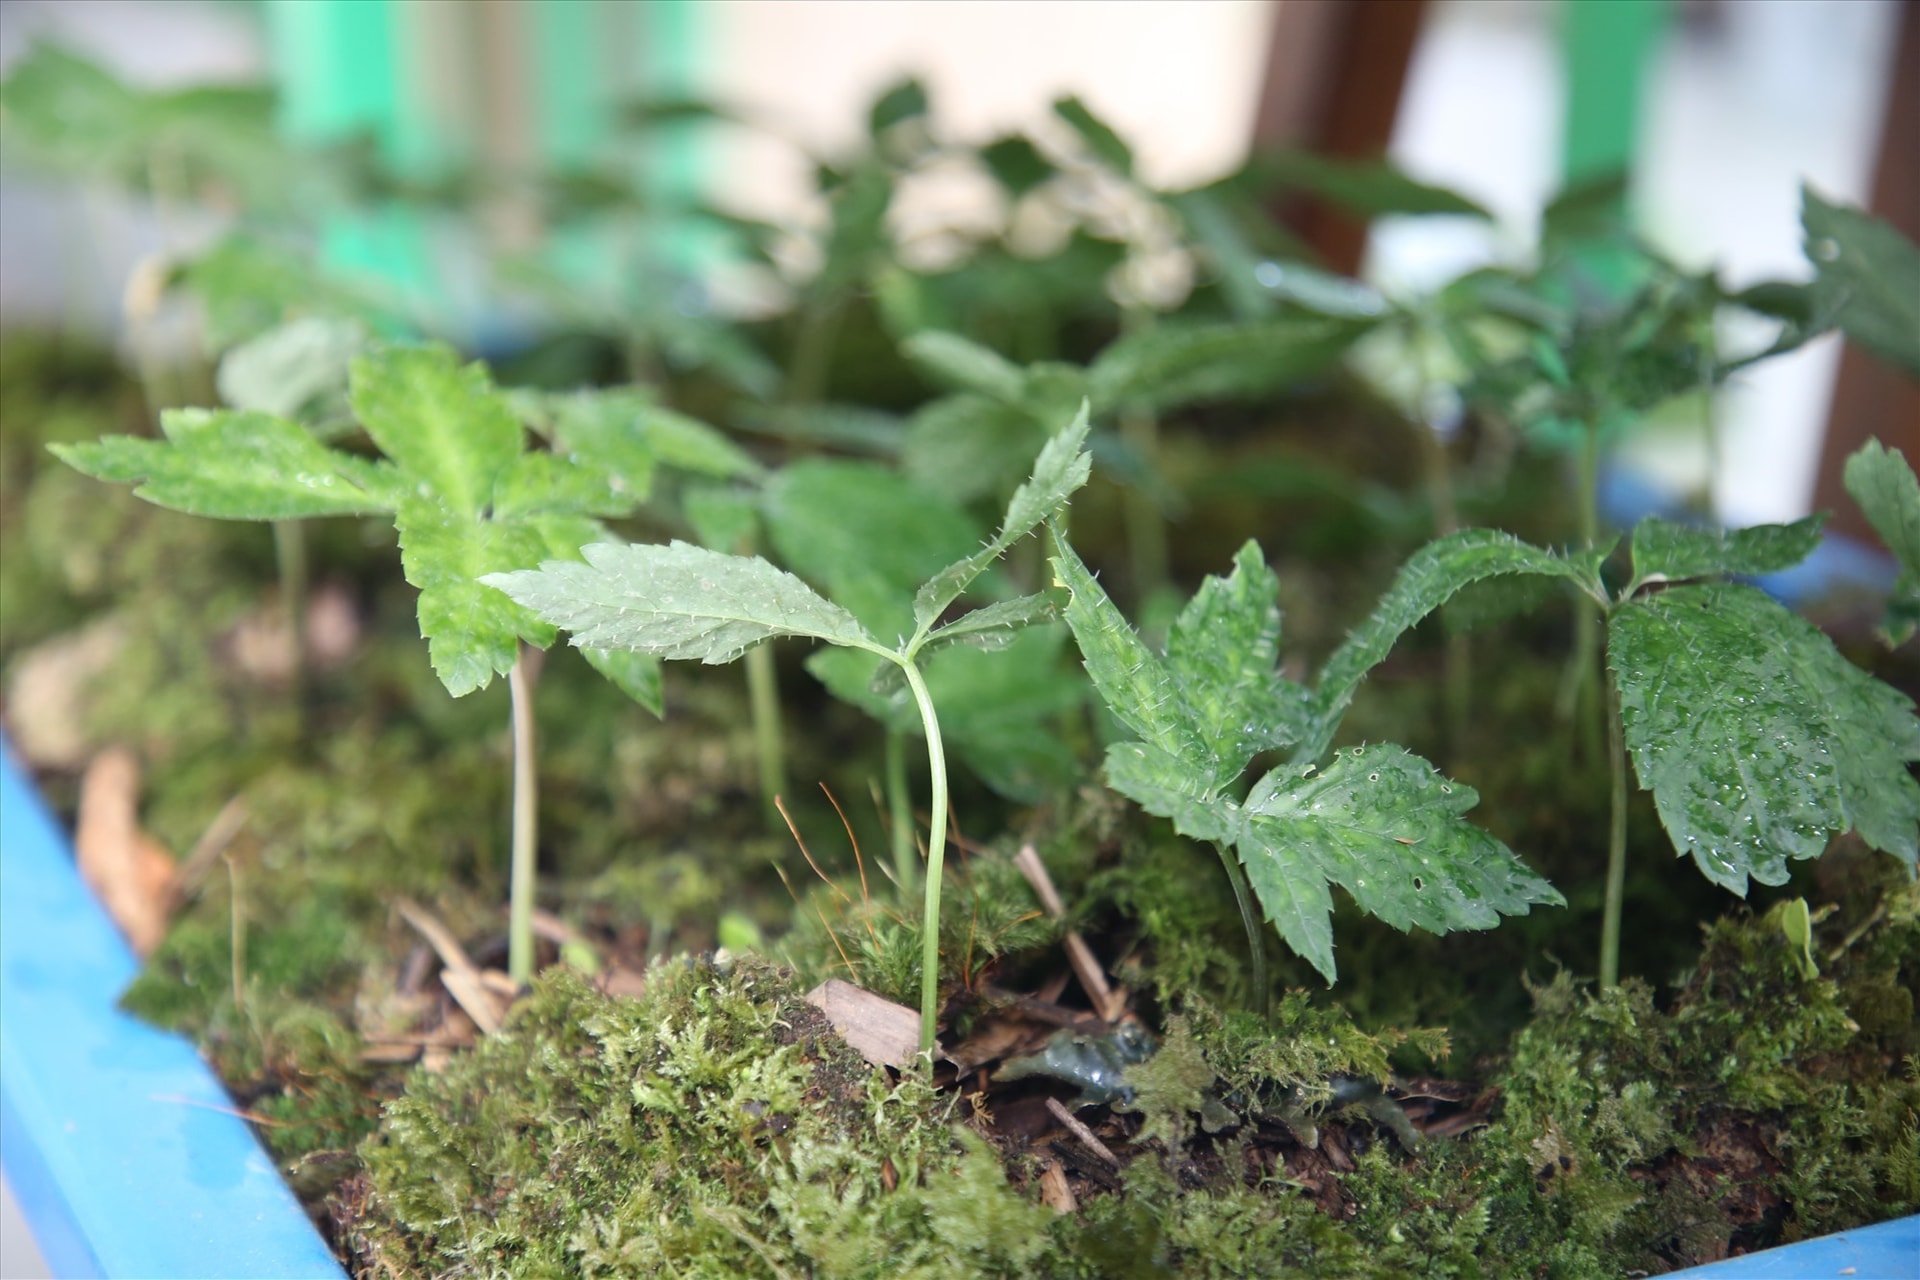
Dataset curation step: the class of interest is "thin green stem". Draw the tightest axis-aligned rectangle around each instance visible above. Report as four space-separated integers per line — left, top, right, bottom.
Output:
1599 667 1630 990
885 726 917 897
745 643 787 828
272 519 308 729
1213 841 1270 1018
507 647 541 986
899 659 949 1061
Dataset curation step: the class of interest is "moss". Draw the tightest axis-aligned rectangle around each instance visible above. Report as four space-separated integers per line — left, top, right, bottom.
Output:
350 960 1062 1278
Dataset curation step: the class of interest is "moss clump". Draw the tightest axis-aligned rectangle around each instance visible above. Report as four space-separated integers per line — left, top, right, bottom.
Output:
348 959 1058 1278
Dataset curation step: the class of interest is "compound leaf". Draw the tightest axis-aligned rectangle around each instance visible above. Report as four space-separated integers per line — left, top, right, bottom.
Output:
1103 741 1236 846
1050 530 1207 767
1239 746 1563 982
1843 438 1920 646
1306 530 1603 762
1628 514 1824 588
1609 582 1920 893
396 497 556 697
913 405 1091 631
51 408 397 520
484 540 877 665
918 592 1063 658
350 344 523 518
1164 540 1313 785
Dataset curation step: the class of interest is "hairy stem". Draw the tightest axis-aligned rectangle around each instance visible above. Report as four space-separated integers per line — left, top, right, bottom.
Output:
1599 668 1630 990
1213 841 1270 1018
745 642 787 828
507 647 541 985
900 660 949 1060
272 519 308 729
885 726 917 896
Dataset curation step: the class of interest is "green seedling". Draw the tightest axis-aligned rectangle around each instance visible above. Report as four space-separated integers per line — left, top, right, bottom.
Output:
51 344 716 985
1058 500 1920 995
1051 529 1566 1001
487 407 1095 1056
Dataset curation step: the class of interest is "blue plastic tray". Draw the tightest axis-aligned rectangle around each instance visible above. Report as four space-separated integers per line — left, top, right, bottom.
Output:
1666 1213 1918 1278
0 743 343 1278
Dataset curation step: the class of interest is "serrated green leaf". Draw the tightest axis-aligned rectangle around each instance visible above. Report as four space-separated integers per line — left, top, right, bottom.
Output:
1305 530 1603 762
350 345 523 518
396 497 555 697
581 647 664 717
216 316 363 427
1053 95 1133 175
1088 317 1371 415
484 541 877 665
902 331 1026 404
51 408 397 520
1050 529 1207 767
1231 834 1336 983
918 591 1062 658
1239 746 1562 982
1804 186 1920 378
491 453 634 521
1609 583 1920 892
1628 514 1825 589
1165 540 1313 784
541 391 657 500
1103 741 1236 845
1844 439 1920 646
913 406 1092 633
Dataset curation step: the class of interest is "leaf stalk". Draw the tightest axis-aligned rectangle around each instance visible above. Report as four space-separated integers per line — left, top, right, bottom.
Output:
898 657 949 1058
507 646 540 986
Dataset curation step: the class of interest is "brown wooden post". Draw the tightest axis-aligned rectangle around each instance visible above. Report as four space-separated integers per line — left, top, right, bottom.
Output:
1813 0 1920 545
1250 0 1430 274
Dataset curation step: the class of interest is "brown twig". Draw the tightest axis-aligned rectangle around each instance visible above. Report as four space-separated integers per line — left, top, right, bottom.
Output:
167 796 248 908
1046 1096 1121 1168
394 897 504 1036
1013 843 1125 1023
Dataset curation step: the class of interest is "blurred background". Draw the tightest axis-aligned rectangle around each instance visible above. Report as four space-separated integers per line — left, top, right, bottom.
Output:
0 4 1910 1272
0 0 1908 531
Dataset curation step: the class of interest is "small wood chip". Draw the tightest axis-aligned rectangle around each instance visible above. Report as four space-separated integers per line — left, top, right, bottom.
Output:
359 1042 425 1065
1038 1160 1077 1214
75 748 175 957
804 979 922 1069
1045 1096 1121 1168
395 897 506 1035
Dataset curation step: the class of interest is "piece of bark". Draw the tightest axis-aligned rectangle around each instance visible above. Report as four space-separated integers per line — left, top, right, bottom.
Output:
805 979 922 1069
75 747 174 956
1038 1160 1078 1214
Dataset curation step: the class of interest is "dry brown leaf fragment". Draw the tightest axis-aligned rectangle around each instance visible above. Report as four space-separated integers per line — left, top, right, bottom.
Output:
75 747 175 956
804 979 922 1069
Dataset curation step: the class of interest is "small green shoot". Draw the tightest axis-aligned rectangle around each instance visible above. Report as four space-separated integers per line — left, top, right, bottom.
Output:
486 407 1095 1058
